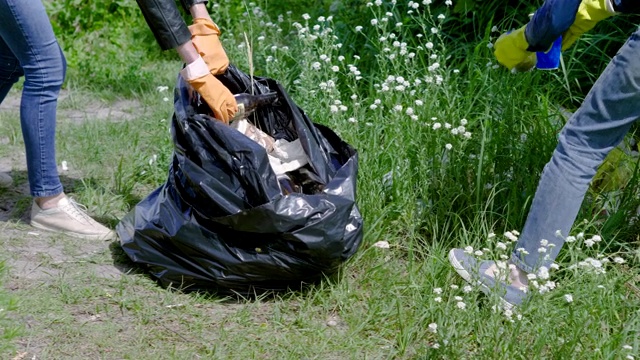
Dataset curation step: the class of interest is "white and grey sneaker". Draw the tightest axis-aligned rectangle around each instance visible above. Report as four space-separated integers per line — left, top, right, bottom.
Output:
30 197 116 241
448 248 528 310
0 172 12 188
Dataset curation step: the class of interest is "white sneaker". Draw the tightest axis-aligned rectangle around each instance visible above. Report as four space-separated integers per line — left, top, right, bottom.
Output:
0 172 12 188
30 197 116 240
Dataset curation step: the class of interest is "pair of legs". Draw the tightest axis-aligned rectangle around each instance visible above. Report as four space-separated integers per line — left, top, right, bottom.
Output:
0 0 65 208
0 0 114 240
451 28 640 306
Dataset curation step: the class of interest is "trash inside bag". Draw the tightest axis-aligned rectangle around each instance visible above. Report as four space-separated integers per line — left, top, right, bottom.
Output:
116 65 363 294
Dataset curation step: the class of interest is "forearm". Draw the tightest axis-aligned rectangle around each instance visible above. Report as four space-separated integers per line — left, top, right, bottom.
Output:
177 2 213 63
525 0 582 52
189 3 211 19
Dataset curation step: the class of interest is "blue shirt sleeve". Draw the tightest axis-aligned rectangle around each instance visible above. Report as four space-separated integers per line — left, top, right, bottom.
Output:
524 0 582 52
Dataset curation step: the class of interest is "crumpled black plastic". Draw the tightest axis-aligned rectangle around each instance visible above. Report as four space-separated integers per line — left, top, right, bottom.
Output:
116 65 363 294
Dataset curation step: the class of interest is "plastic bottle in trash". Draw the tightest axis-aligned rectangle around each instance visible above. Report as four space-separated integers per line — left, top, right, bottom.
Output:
277 174 300 195
536 36 562 70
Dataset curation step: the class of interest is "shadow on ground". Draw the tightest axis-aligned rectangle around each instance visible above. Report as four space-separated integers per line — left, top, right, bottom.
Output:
0 170 93 222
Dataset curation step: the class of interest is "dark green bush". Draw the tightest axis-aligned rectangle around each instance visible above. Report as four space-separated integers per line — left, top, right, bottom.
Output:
46 0 177 94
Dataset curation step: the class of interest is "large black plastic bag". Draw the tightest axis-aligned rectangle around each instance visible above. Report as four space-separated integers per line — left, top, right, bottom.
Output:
117 65 363 294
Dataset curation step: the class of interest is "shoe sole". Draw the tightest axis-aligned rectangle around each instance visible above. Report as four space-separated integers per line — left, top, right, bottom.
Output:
448 249 514 311
30 221 116 241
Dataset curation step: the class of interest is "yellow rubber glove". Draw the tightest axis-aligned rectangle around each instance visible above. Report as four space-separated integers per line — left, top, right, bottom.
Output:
181 58 237 124
562 0 616 50
189 18 229 75
494 25 536 71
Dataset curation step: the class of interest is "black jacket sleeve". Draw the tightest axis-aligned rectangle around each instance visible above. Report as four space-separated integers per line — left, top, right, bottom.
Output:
136 0 207 50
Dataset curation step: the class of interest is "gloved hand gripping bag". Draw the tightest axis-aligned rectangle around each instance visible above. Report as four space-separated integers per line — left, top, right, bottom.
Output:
117 65 363 294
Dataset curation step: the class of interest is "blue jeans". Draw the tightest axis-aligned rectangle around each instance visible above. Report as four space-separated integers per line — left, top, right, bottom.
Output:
0 0 65 197
511 28 640 273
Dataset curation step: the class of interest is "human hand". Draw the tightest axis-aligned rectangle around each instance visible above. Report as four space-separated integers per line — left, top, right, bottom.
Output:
562 0 615 50
494 25 536 71
189 18 229 75
187 72 238 123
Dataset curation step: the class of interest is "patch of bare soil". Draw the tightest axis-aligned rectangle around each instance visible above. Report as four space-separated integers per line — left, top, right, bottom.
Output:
0 89 142 180
0 184 123 285
0 89 140 123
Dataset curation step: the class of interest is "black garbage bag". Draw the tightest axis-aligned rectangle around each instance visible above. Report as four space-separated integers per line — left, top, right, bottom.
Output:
116 65 363 294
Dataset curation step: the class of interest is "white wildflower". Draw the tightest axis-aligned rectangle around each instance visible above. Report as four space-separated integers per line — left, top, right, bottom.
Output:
537 266 549 280
428 323 438 333
527 273 537 280
613 257 625 264
373 240 390 249
504 231 518 242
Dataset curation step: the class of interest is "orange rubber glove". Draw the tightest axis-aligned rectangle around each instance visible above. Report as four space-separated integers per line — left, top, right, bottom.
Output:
189 18 229 75
181 57 237 123
562 0 616 50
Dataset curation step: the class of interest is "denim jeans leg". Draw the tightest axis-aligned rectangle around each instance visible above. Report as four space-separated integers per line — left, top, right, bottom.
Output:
0 0 65 197
511 29 640 273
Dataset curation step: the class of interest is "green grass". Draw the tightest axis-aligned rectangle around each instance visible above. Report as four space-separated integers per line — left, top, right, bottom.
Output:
0 261 20 355
0 0 639 358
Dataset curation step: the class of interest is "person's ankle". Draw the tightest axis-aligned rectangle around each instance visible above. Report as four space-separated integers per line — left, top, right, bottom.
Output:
35 193 66 210
508 263 529 289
